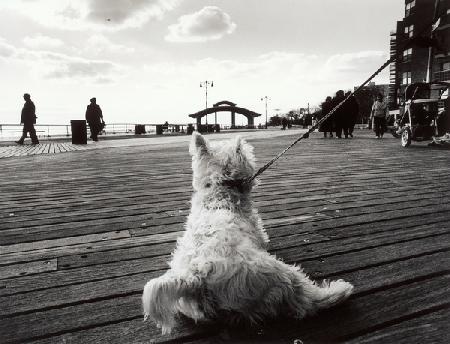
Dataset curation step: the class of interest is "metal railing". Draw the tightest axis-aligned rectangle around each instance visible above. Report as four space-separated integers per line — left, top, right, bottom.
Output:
0 121 268 141
433 70 450 82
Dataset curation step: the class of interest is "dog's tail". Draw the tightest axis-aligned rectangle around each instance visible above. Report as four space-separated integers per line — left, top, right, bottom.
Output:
142 272 204 334
306 279 354 312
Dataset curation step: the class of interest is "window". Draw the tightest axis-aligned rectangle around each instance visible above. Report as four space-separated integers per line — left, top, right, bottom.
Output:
403 48 412 61
441 62 450 71
402 71 412 85
406 0 415 16
404 24 414 38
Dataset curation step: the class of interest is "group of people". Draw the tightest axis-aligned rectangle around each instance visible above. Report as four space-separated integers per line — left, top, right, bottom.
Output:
318 90 359 139
15 94 105 144
318 90 390 139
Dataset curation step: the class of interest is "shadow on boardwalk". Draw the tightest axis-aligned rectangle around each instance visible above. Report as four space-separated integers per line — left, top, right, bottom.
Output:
0 129 449 344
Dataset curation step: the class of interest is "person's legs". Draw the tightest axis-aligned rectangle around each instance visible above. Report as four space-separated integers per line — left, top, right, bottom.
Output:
343 126 349 139
349 123 354 137
29 124 39 144
374 117 380 137
380 118 386 138
16 126 28 144
92 126 99 141
335 125 342 138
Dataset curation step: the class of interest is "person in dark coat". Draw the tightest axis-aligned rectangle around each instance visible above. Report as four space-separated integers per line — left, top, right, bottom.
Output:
319 96 333 138
345 91 359 138
333 90 347 138
85 97 104 141
16 93 39 145
281 117 288 130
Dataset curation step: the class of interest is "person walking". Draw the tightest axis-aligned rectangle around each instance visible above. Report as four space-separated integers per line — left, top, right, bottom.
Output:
345 91 359 138
333 90 347 138
15 93 39 145
85 97 104 141
371 93 388 138
319 96 334 138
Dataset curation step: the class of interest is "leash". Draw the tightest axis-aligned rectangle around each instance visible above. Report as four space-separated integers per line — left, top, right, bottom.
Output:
243 14 444 186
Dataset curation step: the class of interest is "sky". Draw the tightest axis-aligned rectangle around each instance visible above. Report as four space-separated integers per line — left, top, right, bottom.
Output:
0 0 405 126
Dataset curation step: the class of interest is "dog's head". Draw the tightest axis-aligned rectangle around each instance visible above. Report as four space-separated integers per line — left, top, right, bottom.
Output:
189 132 256 195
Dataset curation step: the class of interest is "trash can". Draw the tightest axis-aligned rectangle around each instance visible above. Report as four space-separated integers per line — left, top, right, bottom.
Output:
214 124 220 133
71 120 87 144
156 125 163 135
135 124 146 135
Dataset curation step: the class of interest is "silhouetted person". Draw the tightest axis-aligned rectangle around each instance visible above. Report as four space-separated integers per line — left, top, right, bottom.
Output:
345 91 359 138
319 96 333 138
16 93 39 145
281 117 288 130
333 90 347 138
85 97 104 141
371 93 388 138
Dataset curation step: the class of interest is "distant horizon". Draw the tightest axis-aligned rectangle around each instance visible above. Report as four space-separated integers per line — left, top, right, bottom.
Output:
0 0 404 126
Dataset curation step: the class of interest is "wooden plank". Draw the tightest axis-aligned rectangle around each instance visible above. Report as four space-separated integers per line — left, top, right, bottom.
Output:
0 231 182 265
0 230 131 254
0 259 57 280
345 308 450 344
0 255 170 297
10 263 449 344
184 274 450 344
2 246 448 318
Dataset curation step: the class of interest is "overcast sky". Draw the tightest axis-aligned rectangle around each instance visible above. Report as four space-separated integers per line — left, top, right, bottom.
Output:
0 0 404 126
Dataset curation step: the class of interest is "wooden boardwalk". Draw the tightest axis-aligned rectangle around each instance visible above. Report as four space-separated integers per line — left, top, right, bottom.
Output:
0 129 449 344
0 142 89 158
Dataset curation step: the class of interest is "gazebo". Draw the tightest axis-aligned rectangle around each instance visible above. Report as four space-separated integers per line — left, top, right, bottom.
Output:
189 100 262 128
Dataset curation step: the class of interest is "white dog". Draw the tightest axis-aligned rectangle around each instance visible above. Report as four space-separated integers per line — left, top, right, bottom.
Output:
143 133 353 334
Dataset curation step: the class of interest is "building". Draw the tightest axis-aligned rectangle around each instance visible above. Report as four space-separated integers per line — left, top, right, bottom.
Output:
389 0 450 109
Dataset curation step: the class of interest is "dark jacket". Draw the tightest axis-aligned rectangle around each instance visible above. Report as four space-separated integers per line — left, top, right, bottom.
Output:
85 104 103 124
319 99 333 132
342 96 359 127
21 100 36 125
332 95 346 127
348 96 359 124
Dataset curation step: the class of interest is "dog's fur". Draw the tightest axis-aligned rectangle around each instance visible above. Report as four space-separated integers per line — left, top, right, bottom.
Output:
143 133 353 334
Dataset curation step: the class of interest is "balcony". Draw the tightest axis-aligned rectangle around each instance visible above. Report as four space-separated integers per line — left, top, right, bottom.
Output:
433 70 450 82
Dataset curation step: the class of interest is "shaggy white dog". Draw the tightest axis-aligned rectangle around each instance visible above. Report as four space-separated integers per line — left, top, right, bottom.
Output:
143 132 353 334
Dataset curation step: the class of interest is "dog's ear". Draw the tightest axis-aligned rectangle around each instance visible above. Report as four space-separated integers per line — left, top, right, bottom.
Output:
234 136 255 164
235 136 243 154
189 132 209 157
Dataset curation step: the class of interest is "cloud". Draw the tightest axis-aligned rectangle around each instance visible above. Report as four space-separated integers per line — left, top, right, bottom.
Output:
320 50 389 85
39 52 121 82
141 50 390 114
0 0 182 30
0 39 122 83
166 6 236 42
23 34 64 49
84 34 135 55
0 38 16 58
324 51 387 73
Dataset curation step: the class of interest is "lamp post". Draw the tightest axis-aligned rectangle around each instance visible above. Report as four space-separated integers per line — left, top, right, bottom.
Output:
200 81 213 126
261 96 269 129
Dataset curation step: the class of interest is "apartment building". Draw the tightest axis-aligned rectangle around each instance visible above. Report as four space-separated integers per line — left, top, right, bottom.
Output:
389 0 450 108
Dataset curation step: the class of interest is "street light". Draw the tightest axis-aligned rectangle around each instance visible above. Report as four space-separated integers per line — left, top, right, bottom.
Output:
261 96 270 129
200 81 213 125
